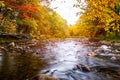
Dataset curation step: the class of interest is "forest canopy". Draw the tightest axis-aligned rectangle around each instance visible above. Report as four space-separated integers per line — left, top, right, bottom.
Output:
0 0 67 39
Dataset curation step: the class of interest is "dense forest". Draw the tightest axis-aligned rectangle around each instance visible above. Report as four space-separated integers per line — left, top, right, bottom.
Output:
0 0 120 41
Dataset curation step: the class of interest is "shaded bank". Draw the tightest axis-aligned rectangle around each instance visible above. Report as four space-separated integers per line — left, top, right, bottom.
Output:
0 40 47 80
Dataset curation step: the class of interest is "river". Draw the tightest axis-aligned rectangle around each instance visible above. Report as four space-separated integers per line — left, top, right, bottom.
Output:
0 38 120 80
41 38 120 80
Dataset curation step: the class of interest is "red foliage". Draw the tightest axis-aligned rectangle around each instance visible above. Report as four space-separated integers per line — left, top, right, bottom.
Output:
14 5 37 10
13 5 38 19
1 0 39 19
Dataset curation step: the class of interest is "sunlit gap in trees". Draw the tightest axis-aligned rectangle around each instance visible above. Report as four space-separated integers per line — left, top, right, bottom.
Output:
49 0 82 25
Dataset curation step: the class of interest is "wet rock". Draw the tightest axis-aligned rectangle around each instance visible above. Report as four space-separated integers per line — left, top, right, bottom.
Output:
31 74 58 80
0 46 7 51
73 64 91 72
95 45 111 53
75 43 78 45
110 56 117 60
115 49 120 54
41 69 50 74
0 53 2 56
103 45 111 52
87 52 97 57
100 45 108 49
8 42 15 47
50 69 58 76
0 46 4 49
15 45 23 50
0 46 8 53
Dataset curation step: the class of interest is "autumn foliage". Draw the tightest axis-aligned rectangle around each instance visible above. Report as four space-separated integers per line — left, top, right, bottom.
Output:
69 0 120 40
0 0 68 39
13 5 38 19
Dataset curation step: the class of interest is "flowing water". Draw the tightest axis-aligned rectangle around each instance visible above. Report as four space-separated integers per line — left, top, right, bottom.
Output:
0 38 120 80
42 38 120 80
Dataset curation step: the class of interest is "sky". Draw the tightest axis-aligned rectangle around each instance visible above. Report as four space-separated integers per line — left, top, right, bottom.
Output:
50 0 80 25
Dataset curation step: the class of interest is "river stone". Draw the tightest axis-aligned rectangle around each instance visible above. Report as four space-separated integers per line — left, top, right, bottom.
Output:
110 56 116 60
31 74 58 80
73 64 91 72
87 52 97 57
94 45 111 53
8 42 15 47
41 69 50 74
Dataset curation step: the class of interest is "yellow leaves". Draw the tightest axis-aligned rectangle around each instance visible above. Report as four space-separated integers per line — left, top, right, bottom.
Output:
74 0 120 38
2 20 16 33
0 1 5 7
102 0 108 5
110 3 115 10
66 25 80 36
106 18 115 23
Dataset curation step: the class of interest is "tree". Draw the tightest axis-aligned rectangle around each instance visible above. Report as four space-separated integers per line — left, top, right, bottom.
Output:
75 0 120 39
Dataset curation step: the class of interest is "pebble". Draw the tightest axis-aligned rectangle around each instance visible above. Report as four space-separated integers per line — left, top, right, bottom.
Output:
110 56 116 60
0 53 2 56
74 64 91 72
8 42 15 47
87 52 97 57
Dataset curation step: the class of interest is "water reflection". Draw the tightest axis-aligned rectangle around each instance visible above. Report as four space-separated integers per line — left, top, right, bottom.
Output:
0 44 46 80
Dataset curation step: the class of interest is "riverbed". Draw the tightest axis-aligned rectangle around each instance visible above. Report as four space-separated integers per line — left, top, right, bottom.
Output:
0 38 120 80
41 38 120 80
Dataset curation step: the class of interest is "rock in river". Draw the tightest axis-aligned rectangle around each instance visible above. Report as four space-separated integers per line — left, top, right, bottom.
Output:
73 64 91 72
87 52 97 57
31 74 58 80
